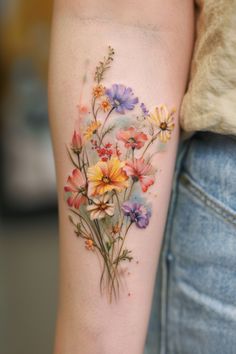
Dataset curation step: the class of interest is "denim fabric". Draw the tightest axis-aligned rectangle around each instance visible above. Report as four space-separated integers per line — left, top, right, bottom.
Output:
145 132 236 354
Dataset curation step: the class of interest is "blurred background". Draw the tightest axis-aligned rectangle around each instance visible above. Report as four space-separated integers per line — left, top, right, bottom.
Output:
0 1 160 353
0 1 58 353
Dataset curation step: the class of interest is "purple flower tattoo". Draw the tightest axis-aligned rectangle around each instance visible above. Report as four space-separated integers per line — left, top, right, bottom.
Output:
140 102 149 116
105 84 139 114
122 201 151 229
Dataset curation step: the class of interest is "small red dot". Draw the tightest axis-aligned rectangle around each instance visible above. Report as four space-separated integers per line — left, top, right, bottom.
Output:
128 292 131 297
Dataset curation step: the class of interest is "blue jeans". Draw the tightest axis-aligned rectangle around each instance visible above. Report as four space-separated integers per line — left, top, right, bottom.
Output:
145 132 236 354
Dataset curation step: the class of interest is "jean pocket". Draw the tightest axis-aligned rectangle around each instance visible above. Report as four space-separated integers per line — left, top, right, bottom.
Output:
169 171 236 306
179 172 236 227
182 132 236 214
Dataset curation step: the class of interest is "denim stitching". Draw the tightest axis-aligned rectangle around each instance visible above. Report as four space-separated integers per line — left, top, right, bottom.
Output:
160 139 192 354
180 173 236 226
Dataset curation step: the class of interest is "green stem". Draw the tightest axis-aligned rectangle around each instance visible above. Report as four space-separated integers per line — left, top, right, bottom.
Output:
95 106 100 117
110 220 133 298
77 152 82 170
70 209 94 236
82 148 89 187
66 146 80 169
92 96 97 122
93 220 115 282
68 216 88 238
117 221 132 258
114 190 121 214
69 211 106 261
99 107 115 143
141 132 160 158
131 148 135 162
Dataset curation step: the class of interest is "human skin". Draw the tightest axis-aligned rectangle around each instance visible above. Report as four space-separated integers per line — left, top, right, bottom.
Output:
48 1 194 353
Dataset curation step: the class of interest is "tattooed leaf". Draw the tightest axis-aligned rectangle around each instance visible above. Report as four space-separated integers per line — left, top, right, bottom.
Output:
101 124 115 140
94 46 115 83
117 236 124 241
68 215 75 225
106 241 112 252
121 249 133 262
113 249 133 264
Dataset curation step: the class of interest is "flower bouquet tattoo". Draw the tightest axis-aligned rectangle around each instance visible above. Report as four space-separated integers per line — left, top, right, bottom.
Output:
64 46 175 302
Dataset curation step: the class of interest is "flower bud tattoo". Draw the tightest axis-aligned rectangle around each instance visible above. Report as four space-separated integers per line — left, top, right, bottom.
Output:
64 46 175 302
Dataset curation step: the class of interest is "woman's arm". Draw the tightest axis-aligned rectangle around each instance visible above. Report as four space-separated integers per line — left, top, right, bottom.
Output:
49 1 194 353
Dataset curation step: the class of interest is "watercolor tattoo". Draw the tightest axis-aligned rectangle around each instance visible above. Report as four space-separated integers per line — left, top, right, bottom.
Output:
64 46 175 302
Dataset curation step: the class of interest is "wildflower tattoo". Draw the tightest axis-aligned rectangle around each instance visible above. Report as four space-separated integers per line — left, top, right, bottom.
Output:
64 46 175 302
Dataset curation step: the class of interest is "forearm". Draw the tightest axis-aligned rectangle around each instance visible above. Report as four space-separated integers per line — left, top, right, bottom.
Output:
49 1 194 353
